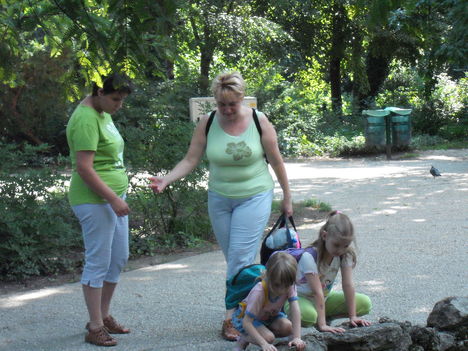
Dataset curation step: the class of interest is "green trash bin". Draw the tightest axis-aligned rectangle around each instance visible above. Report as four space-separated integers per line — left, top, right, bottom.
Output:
362 109 390 147
385 107 412 147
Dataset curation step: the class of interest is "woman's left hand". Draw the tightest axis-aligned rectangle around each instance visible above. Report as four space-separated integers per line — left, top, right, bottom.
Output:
349 316 371 327
282 198 293 217
288 338 306 351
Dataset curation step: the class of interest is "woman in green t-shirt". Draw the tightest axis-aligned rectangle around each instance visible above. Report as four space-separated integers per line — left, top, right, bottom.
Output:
66 74 132 347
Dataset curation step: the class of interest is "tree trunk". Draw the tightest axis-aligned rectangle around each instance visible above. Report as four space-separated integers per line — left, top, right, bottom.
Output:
198 20 216 95
199 48 213 95
329 57 342 114
166 59 174 80
329 1 347 115
358 39 392 109
190 13 216 95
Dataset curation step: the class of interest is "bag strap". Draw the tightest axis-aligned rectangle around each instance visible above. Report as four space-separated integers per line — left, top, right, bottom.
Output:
252 109 262 137
261 280 269 303
231 263 261 285
205 110 216 137
205 108 262 137
287 216 297 232
282 216 293 247
264 213 285 241
282 215 297 247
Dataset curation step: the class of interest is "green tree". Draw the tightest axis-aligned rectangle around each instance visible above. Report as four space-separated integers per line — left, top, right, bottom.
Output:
174 0 293 94
0 0 179 146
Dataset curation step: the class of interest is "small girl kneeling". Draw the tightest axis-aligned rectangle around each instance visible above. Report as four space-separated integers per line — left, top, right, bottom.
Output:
232 251 306 351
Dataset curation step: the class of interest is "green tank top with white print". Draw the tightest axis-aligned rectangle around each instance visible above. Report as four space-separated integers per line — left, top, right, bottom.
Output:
206 111 274 198
66 104 128 206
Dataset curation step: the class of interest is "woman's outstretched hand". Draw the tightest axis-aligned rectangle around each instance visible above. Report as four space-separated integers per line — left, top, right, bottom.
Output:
149 176 169 193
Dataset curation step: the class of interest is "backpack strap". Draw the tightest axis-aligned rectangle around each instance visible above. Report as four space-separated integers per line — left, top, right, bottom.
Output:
261 280 269 303
304 247 318 262
286 247 317 262
205 108 263 137
252 109 262 137
205 110 216 137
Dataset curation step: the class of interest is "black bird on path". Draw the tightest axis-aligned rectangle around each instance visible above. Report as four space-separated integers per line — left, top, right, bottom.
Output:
430 165 441 178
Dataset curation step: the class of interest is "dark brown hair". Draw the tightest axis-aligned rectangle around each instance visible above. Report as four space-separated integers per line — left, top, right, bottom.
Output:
92 73 133 96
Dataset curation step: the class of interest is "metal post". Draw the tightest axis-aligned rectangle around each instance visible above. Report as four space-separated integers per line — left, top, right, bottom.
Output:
385 114 392 160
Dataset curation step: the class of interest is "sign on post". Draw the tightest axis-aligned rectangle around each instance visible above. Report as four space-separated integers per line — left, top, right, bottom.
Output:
189 97 257 123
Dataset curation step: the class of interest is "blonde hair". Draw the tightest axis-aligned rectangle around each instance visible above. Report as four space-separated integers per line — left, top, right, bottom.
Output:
312 210 357 271
264 251 297 292
211 72 246 100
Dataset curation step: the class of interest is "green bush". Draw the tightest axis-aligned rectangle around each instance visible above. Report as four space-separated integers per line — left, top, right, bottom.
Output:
0 143 81 281
410 134 448 149
0 52 74 155
321 134 367 157
378 64 467 137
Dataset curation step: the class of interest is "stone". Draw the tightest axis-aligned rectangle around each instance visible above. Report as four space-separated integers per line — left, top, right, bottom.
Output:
317 322 412 351
271 297 467 351
427 297 468 331
410 326 456 351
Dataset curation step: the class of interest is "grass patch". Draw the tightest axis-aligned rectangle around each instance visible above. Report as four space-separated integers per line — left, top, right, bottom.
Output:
410 135 468 150
400 152 420 159
416 140 468 150
272 198 332 215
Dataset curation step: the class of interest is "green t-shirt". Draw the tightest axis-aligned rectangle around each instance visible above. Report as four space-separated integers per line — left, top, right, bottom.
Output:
205 111 274 198
66 104 128 206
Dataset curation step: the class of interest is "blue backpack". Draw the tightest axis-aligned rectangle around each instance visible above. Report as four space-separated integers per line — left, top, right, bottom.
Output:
225 264 266 310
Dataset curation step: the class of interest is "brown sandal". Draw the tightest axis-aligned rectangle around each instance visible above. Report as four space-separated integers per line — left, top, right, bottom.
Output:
221 319 239 341
103 315 130 334
85 326 117 347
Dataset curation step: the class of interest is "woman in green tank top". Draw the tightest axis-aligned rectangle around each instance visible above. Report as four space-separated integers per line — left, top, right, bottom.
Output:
149 72 293 342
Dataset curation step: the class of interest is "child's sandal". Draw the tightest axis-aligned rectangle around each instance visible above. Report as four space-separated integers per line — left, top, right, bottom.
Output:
221 319 239 341
103 315 130 334
85 326 117 347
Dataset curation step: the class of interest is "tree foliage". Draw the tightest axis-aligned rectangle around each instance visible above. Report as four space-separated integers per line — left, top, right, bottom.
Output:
0 0 179 85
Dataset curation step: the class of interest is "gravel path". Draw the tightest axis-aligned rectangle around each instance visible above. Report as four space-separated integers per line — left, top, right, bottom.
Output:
0 149 466 351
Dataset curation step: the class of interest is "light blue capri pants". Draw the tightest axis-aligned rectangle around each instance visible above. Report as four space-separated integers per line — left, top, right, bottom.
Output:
72 201 129 288
208 189 273 280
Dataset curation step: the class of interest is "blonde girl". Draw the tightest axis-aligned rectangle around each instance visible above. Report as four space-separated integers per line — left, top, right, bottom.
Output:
285 211 372 333
232 252 306 351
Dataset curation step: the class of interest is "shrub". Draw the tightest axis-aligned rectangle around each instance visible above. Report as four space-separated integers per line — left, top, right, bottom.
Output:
0 142 81 281
321 134 367 157
378 63 467 137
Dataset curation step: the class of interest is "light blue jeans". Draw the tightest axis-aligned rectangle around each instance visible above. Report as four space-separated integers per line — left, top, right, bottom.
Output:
72 201 129 288
208 189 273 280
